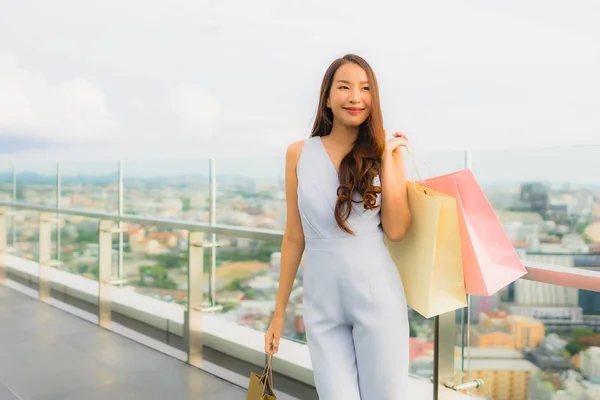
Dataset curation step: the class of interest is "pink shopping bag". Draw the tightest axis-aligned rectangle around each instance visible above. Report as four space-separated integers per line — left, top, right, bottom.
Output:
425 169 527 296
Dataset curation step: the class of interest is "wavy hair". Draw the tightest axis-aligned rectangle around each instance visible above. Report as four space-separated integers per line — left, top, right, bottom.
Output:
310 54 386 234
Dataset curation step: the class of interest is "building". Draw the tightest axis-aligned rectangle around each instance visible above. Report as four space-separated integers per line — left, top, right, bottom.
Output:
508 315 546 350
516 253 579 307
473 311 546 350
508 305 583 324
471 323 515 349
517 183 549 215
460 357 538 400
528 370 595 400
525 346 573 371
579 290 600 316
581 347 600 384
468 294 500 323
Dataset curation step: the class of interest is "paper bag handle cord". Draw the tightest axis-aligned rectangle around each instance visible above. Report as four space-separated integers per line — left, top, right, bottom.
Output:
404 146 427 193
261 353 276 394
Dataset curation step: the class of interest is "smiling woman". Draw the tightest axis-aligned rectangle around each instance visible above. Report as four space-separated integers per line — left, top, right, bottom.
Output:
264 54 411 400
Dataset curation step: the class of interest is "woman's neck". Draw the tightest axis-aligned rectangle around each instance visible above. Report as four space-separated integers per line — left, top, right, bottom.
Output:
327 123 358 148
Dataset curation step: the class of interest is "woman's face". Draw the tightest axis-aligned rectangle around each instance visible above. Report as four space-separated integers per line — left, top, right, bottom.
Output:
327 62 372 128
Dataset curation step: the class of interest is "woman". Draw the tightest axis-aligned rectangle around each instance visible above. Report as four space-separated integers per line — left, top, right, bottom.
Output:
265 54 411 399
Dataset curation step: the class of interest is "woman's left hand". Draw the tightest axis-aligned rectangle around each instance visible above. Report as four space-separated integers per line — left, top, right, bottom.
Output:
385 132 409 156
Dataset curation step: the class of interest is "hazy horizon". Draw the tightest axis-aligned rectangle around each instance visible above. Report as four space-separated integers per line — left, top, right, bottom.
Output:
1 144 600 186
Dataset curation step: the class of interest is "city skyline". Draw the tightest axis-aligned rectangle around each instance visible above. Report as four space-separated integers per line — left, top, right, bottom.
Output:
2 143 600 185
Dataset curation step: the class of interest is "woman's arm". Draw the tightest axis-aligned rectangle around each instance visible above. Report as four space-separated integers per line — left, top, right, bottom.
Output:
272 140 306 319
380 137 411 241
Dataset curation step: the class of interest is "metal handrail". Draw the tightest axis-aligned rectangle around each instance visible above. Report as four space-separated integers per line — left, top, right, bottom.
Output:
3 201 600 292
522 261 600 292
0 201 284 242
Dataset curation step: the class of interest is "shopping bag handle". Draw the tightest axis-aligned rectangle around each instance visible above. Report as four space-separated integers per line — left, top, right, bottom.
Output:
260 353 276 395
404 146 428 193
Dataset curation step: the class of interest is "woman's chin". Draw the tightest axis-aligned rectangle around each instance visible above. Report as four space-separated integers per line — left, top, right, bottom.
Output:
341 117 368 129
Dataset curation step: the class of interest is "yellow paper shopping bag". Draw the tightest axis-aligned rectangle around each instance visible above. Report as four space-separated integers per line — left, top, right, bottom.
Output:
247 354 277 400
385 181 467 318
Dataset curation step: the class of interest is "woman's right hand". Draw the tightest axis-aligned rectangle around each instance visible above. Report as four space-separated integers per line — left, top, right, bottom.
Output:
264 316 285 354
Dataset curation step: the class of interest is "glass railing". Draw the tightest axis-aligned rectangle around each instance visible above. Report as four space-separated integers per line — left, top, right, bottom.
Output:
123 159 210 220
2 145 600 399
215 156 285 230
60 161 120 214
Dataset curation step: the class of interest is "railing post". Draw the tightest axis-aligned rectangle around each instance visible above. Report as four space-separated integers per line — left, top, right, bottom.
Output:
464 150 472 170
12 164 16 247
209 158 217 307
117 161 124 284
433 312 457 399
187 231 205 368
0 207 7 284
98 220 114 328
38 212 52 303
56 163 61 262
463 150 472 385
432 149 483 399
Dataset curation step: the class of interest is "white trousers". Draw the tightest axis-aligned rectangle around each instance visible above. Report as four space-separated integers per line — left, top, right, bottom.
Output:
303 234 410 400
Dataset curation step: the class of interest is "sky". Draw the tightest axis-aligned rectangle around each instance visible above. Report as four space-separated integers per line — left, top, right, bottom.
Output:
0 1 599 180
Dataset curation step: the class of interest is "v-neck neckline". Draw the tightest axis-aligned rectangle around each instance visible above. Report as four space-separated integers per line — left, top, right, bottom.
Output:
318 136 340 176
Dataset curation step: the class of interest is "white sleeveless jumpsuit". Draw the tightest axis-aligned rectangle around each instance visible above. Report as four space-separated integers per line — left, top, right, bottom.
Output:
297 136 410 399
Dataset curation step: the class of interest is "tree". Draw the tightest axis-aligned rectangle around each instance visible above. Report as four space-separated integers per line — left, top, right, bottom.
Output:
182 198 191 212
156 254 183 269
409 325 417 338
138 265 178 289
565 340 582 356
224 278 245 292
75 225 99 244
572 328 594 340
77 264 89 274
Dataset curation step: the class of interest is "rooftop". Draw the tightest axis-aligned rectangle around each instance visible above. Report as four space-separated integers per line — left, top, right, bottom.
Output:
0 284 246 400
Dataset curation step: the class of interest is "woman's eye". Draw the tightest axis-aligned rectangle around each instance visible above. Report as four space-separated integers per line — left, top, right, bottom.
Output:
339 85 349 90
362 87 370 91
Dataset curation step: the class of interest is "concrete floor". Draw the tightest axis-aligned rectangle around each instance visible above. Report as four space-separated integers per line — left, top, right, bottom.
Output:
0 284 246 400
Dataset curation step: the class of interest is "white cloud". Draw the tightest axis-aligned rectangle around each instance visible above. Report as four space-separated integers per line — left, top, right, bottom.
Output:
0 0 598 161
0 54 120 143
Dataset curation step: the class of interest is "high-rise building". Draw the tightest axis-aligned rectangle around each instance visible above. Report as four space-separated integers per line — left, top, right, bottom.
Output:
519 182 549 215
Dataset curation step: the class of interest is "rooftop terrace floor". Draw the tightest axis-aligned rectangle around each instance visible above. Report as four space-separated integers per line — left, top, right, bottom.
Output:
0 284 246 400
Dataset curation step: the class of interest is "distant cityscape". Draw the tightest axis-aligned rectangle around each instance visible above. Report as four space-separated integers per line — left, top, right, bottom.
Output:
2 168 600 399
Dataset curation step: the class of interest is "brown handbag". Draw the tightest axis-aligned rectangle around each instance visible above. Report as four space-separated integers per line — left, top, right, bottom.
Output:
246 353 277 400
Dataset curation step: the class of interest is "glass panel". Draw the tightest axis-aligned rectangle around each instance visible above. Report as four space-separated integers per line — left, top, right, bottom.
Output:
407 310 436 380
120 222 190 305
15 163 57 205
60 162 119 213
57 216 99 279
123 159 210 220
464 279 600 400
471 146 600 257
215 157 286 230
404 149 468 180
13 211 38 261
212 234 290 332
449 145 600 395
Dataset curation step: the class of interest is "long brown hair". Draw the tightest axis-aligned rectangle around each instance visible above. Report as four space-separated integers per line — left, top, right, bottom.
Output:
310 54 386 234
